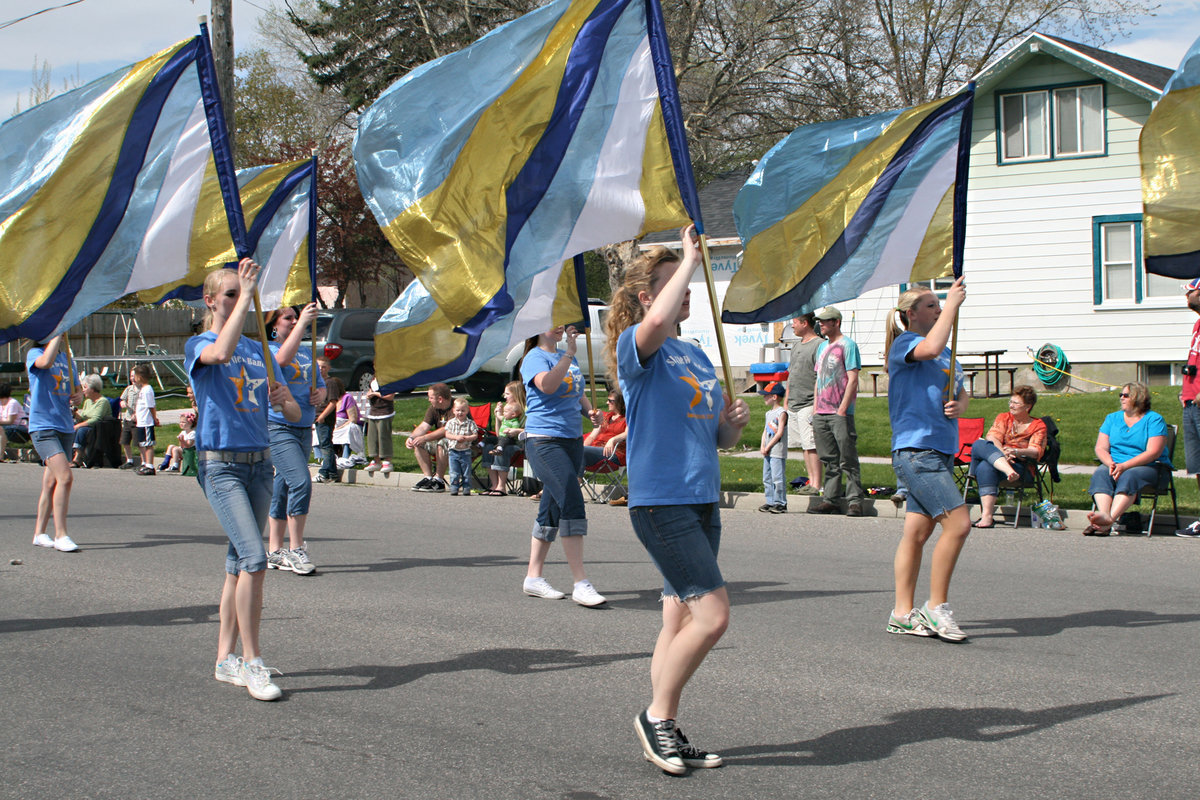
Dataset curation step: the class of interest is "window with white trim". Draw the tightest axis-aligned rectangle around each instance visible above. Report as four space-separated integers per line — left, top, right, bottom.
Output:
1092 215 1170 306
999 84 1104 163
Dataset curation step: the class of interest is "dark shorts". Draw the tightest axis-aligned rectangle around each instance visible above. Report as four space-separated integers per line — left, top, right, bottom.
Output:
120 419 136 445
629 503 723 601
136 426 155 449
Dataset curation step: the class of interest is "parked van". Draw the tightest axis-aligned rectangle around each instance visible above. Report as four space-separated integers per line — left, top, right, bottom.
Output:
303 308 385 392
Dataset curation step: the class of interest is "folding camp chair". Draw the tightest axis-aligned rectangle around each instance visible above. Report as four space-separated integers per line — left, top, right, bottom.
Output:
952 417 986 492
581 450 627 503
1132 424 1179 536
962 415 1060 528
467 402 496 490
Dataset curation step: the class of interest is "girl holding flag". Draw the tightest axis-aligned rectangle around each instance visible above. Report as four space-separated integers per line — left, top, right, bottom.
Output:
187 259 300 701
27 334 82 552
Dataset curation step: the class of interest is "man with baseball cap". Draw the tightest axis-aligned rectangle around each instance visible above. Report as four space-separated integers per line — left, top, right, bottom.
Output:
809 306 864 516
1176 278 1200 536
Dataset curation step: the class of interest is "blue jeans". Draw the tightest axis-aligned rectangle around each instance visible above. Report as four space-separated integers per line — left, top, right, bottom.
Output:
315 421 336 479
968 439 1035 496
629 503 723 601
197 459 273 574
763 455 786 506
892 449 965 518
268 422 313 520
1183 403 1200 474
448 448 472 493
1088 464 1161 497
524 436 586 540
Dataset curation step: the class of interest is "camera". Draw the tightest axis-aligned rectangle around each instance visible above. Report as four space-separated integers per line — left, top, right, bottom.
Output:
1184 364 1197 377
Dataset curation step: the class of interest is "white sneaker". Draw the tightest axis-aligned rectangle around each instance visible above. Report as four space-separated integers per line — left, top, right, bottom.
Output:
365 460 380 474
572 579 607 607
32 533 54 548
53 535 79 552
239 657 282 701
523 576 565 600
214 654 244 686
287 546 316 575
380 461 393 476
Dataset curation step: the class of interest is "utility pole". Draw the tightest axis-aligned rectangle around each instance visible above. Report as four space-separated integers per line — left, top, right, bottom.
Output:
210 0 236 156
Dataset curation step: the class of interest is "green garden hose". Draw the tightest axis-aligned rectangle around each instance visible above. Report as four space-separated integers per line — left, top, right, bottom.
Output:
1034 344 1068 387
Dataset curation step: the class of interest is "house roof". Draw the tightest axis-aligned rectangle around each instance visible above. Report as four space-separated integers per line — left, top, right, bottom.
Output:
642 164 753 245
972 32 1173 101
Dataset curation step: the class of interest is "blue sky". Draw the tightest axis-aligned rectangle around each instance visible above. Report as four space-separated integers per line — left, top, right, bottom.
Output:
0 0 1196 119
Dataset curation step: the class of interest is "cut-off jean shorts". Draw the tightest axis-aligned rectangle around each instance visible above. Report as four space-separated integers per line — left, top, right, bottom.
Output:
31 429 73 463
629 503 724 601
892 449 965 519
197 458 273 575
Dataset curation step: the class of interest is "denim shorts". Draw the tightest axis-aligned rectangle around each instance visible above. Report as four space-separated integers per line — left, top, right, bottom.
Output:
31 429 73 462
892 449 964 518
197 458 273 574
629 503 723 601
1088 464 1162 497
268 422 313 520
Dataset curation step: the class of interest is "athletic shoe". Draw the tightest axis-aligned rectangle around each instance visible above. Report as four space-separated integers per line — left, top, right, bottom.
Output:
167 464 179 472
634 710 686 775
412 477 434 492
266 549 292 571
768 504 787 514
919 602 968 642
136 465 156 476
429 477 446 493
846 502 864 517
675 728 723 768
462 489 472 497
239 657 282 701
351 455 367 465
450 489 459 496
523 576 565 600
572 579 606 607
380 461 393 476
214 654 245 686
314 474 332 483
809 501 840 514
886 608 933 637
119 460 136 470
796 484 820 496
288 546 316 575
1175 521 1200 538
758 503 774 513
365 460 380 474
32 533 54 548
53 535 79 552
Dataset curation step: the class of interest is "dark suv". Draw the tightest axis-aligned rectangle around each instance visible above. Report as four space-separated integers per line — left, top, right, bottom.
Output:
304 309 385 392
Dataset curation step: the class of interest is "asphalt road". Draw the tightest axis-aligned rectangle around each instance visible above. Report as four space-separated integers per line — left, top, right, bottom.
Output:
2 463 1199 799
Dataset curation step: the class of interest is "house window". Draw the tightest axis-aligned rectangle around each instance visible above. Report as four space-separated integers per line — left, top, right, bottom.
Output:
902 277 955 298
999 84 1104 162
1092 215 1167 306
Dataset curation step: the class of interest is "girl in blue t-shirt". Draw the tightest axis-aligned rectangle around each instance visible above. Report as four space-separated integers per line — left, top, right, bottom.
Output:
883 278 973 643
519 326 605 607
26 334 82 552
605 224 749 776
264 303 326 575
187 259 300 702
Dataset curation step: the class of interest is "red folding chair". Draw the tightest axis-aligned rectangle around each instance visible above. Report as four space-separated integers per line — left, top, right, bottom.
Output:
952 417 986 491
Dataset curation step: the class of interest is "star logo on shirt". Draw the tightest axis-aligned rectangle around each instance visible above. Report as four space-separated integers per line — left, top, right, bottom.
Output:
52 372 65 393
287 360 306 382
562 372 575 395
228 367 266 407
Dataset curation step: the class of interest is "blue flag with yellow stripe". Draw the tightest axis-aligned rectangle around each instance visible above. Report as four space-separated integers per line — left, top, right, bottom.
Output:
0 28 245 344
1142 35 1200 278
355 0 700 391
724 89 974 323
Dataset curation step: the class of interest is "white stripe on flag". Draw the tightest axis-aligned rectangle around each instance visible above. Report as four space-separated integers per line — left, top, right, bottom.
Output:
258 199 310 310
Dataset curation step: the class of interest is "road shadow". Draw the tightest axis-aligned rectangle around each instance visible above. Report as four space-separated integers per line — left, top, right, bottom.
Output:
288 646 652 694
722 694 1169 766
0 604 217 635
319 554 526 575
971 609 1200 638
603 581 888 612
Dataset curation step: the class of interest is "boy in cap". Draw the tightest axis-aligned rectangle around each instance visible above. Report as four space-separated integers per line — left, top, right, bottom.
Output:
810 306 864 516
759 381 788 513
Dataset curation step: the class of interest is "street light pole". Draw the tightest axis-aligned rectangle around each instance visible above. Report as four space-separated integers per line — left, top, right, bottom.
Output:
210 0 236 154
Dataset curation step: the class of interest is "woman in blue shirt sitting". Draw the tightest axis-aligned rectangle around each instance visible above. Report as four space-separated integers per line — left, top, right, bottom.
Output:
186 259 300 701
1084 382 1170 536
606 223 749 776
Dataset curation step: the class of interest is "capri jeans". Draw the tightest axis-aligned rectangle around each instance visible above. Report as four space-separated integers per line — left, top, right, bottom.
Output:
1088 464 1161 498
31 429 73 462
524 436 587 541
198 458 273 574
268 422 313 520
968 439 1035 496
629 503 724 601
892 448 965 518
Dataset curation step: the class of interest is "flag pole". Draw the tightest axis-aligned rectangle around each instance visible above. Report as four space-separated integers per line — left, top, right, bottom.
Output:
585 327 598 411
251 288 282 411
61 333 79 393
946 316 960 404
698 234 736 394
310 148 319 390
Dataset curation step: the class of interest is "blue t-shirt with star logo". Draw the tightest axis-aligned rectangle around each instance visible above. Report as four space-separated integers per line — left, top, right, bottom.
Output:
267 343 325 428
521 346 586 438
618 325 724 507
887 330 964 455
186 332 277 452
25 345 74 433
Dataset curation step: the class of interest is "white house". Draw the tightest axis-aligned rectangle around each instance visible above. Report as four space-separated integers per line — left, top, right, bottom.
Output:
646 33 1183 394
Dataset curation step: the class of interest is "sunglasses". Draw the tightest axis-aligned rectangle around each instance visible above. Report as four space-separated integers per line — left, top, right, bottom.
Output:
1120 392 1130 398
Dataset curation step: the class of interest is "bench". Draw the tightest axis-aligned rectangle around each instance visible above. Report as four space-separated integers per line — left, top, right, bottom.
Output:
869 371 884 397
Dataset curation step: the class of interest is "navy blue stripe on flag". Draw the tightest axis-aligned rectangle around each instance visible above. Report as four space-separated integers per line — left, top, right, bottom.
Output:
244 160 313 251
722 91 973 324
950 86 975 279
307 155 318 301
198 23 248 258
377 335 482 395
6 38 203 344
1146 251 1200 279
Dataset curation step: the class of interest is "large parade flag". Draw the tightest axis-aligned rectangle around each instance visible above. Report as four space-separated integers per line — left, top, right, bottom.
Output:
723 88 974 323
0 27 245 344
372 256 590 392
139 157 318 309
1142 35 1200 279
355 0 701 391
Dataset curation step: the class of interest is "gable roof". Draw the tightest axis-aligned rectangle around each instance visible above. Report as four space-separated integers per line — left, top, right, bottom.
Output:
642 165 753 244
973 32 1173 101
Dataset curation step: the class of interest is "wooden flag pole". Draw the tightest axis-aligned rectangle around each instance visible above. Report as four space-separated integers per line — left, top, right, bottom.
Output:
61 333 79 393
585 326 598 411
311 147 319 389
698 234 736 395
251 288 282 411
946 315 960 404
311 316 319 389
